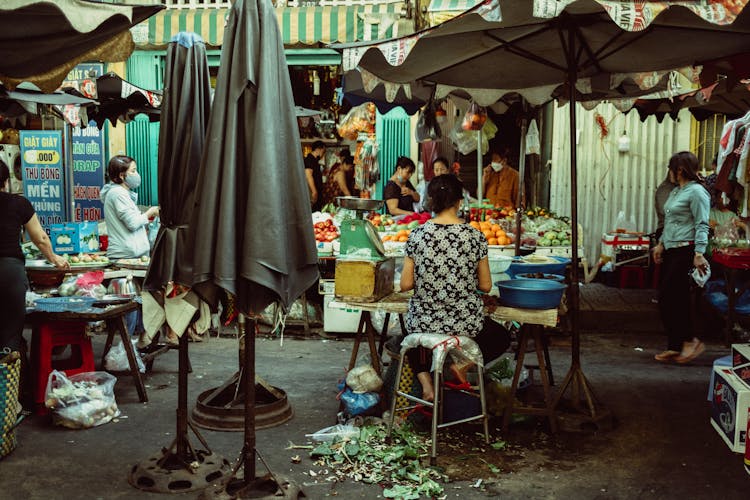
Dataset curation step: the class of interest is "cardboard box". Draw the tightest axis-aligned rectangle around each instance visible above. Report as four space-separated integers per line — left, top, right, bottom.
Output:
323 295 361 334
732 344 750 368
710 367 750 453
734 364 750 389
50 222 99 254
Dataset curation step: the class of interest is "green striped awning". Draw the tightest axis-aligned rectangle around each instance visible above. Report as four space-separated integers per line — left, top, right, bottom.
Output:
136 3 404 49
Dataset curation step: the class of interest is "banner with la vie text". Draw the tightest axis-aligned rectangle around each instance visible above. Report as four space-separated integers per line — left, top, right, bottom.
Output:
20 130 65 231
62 63 106 222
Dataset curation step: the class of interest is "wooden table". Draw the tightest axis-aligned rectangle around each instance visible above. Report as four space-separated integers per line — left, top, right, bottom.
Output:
26 300 148 403
711 250 750 345
332 292 559 432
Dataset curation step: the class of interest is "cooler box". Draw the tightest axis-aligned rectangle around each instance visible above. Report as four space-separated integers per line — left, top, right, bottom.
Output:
601 233 649 260
711 367 750 453
50 222 99 254
319 280 360 334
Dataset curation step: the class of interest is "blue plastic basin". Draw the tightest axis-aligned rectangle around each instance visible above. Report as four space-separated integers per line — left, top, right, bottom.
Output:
507 256 570 278
496 279 567 309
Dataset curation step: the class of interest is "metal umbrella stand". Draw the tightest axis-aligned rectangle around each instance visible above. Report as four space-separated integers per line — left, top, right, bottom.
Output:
188 0 318 497
129 32 229 493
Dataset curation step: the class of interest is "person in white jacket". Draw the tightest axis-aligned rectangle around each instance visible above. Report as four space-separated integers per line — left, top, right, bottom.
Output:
101 155 159 259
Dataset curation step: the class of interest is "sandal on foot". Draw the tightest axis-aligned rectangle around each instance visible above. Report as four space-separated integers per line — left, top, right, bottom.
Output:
675 342 705 364
654 350 680 362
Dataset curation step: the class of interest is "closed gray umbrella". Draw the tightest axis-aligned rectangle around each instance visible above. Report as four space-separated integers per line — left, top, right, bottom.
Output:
145 33 211 290
191 0 319 315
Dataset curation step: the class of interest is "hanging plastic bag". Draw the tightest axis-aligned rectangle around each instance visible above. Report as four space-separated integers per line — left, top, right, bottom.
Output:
104 340 146 373
526 119 541 155
337 103 376 140
415 101 442 143
45 370 120 429
450 119 490 155
147 216 160 248
461 102 487 131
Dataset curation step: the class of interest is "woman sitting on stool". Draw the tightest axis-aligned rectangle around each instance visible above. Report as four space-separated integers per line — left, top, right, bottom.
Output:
400 174 510 401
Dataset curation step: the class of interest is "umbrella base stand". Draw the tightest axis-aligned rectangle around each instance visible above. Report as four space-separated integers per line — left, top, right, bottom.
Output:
552 363 614 432
128 429 230 493
198 449 305 500
192 371 294 431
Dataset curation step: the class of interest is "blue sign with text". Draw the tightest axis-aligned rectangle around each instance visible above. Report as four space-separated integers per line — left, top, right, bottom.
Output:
20 130 65 229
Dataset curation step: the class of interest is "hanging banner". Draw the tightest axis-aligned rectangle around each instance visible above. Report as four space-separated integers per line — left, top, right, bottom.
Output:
62 63 106 222
20 130 65 230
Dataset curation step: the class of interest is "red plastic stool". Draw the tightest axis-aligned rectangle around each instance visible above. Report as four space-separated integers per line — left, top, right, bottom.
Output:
30 322 95 414
618 265 646 289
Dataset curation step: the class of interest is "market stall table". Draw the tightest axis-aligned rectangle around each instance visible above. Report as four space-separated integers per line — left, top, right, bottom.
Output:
26 299 148 403
331 292 559 432
710 249 750 345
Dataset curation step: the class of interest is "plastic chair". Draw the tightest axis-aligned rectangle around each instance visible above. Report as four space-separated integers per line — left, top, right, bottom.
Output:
386 334 489 465
30 322 94 414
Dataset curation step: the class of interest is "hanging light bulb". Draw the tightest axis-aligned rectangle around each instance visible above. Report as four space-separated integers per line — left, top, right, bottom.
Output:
617 131 631 153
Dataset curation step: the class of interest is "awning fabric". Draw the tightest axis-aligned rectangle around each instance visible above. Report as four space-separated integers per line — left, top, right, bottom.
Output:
426 0 481 25
138 3 404 49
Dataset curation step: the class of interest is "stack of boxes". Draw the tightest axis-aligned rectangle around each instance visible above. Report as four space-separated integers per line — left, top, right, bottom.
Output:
710 344 750 455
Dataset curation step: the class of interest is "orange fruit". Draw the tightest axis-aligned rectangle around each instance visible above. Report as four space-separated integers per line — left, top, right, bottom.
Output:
398 235 408 242
488 238 498 246
469 221 480 229
382 235 392 242
482 230 494 240
500 236 510 245
495 229 506 238
479 221 490 230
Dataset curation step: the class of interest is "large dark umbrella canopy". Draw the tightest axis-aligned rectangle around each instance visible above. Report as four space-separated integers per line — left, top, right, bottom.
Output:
191 0 319 314
0 0 164 92
144 33 212 291
336 0 750 99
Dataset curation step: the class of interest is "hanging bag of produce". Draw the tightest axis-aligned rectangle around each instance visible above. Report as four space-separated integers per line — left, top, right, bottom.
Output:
461 101 487 131
415 100 442 143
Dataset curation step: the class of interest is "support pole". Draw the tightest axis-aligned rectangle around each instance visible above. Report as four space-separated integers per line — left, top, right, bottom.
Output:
176 331 189 459
514 118 528 256
476 129 483 203
240 313 257 484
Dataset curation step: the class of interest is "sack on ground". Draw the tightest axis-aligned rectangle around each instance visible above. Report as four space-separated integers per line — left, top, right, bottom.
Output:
104 340 145 373
45 370 120 429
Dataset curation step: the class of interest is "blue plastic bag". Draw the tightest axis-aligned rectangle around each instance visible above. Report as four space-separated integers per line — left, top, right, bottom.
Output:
337 381 379 416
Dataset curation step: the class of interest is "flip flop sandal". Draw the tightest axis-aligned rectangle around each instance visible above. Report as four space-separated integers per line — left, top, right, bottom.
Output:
675 342 705 364
654 350 680 362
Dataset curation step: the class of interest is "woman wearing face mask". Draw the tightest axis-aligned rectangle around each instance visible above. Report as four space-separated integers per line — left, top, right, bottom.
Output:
652 151 710 364
321 153 356 206
482 148 519 209
100 155 159 260
384 156 420 216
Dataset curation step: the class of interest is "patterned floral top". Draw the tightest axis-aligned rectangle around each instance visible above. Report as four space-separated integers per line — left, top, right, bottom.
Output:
405 222 487 337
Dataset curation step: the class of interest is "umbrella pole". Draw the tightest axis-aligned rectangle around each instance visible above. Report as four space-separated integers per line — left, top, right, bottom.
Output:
241 313 257 484
514 118 527 256
551 32 611 431
477 130 483 203
129 326 229 494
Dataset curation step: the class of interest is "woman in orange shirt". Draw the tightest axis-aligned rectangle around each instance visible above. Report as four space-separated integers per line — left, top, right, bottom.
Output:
482 149 519 208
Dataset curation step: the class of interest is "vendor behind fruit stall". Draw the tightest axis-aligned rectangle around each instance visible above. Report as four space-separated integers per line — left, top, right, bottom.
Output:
321 153 355 206
384 156 420 216
304 140 326 212
100 155 159 260
482 148 519 208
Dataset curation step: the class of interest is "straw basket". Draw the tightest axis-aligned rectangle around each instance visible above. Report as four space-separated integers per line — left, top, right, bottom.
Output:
1 351 21 459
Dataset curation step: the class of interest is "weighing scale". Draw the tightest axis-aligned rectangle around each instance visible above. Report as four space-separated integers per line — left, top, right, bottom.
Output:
334 197 394 302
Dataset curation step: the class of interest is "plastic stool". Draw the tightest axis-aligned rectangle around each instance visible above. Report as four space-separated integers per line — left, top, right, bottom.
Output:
30 322 95 414
386 334 489 465
618 265 646 288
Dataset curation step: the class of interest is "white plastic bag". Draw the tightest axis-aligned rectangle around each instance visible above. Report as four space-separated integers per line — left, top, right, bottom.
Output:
346 365 383 394
45 370 120 429
306 424 360 442
104 340 145 373
526 119 540 155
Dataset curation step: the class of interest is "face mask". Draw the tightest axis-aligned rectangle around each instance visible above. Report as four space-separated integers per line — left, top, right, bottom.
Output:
125 171 141 190
491 162 503 172
396 174 404 184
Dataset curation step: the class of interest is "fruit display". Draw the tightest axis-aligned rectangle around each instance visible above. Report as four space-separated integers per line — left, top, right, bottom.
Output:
64 253 110 265
314 219 340 242
382 229 411 243
469 221 514 246
367 212 395 230
469 205 515 222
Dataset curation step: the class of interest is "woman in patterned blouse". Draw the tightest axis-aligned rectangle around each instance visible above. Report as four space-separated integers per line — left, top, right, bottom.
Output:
400 174 510 401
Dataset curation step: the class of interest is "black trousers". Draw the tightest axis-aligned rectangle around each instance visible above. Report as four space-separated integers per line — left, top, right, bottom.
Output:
0 257 27 352
658 246 695 351
406 317 511 374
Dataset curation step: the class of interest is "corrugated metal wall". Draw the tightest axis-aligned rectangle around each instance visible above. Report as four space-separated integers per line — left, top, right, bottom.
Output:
375 107 411 199
549 102 691 264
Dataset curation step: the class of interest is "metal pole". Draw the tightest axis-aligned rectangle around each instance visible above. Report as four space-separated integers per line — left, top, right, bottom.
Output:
566 31 581 367
514 118 527 256
240 313 256 485
65 123 75 221
476 130 483 203
176 330 189 459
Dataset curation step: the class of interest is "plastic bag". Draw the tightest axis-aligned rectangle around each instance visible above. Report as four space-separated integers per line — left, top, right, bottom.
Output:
526 119 540 155
613 210 637 233
461 102 487 131
147 217 160 248
75 270 106 298
450 117 494 155
45 370 120 429
415 102 441 143
58 275 79 297
337 103 376 140
346 365 383 394
104 340 146 373
338 386 380 417
306 424 360 442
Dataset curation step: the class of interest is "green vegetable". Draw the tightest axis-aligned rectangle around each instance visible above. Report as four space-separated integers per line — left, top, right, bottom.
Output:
407 221 420 230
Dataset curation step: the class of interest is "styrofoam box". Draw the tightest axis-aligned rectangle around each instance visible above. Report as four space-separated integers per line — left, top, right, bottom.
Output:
50 221 99 254
323 295 361 334
732 344 750 367
711 367 750 453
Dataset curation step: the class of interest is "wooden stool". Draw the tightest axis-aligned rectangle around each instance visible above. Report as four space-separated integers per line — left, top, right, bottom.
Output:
502 324 557 433
386 334 490 465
